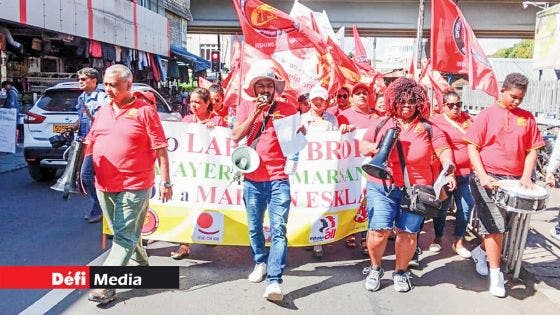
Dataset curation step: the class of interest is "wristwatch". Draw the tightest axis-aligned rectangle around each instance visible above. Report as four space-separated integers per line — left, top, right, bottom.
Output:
161 181 173 188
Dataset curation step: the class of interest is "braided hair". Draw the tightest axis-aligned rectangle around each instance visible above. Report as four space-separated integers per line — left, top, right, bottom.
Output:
384 77 428 118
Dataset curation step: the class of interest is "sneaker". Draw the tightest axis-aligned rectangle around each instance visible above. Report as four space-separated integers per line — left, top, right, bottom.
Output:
429 243 442 252
392 271 413 292
363 266 384 291
471 245 489 276
550 227 560 241
313 245 323 258
489 270 506 298
248 263 267 283
452 244 472 259
263 282 283 301
408 247 421 268
88 288 116 304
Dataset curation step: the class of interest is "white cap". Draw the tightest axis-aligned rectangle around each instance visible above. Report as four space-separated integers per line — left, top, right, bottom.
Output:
308 86 328 101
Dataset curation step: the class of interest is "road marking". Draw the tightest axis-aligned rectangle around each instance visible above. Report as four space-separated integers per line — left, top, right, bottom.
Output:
20 250 109 315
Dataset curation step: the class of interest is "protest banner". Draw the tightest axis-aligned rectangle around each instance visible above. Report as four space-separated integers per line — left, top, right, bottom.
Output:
103 122 370 246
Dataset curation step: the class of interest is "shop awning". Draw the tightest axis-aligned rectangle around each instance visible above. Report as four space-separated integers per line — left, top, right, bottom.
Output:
170 44 210 72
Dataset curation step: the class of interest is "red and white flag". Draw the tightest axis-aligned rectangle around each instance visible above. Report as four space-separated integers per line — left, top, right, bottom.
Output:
430 0 498 98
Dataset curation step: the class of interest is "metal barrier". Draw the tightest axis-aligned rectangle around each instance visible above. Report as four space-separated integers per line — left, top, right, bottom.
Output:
462 81 560 119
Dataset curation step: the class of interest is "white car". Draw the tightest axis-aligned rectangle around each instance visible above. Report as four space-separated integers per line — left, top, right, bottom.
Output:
23 82 181 182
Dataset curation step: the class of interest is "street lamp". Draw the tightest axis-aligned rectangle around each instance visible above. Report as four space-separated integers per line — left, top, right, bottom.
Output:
522 1 549 10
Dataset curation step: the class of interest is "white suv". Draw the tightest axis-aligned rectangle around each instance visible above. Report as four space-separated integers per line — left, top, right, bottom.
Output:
24 82 181 181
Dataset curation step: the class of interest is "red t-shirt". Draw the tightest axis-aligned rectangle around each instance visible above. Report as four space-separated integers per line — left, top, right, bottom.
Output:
362 117 450 187
86 98 168 192
431 112 473 176
236 100 297 182
337 106 374 129
464 104 544 177
182 114 224 126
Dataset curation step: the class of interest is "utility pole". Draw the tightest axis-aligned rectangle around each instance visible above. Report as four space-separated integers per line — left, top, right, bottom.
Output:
414 0 426 78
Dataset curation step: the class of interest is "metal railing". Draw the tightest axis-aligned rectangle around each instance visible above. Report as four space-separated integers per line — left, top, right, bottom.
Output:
461 81 560 119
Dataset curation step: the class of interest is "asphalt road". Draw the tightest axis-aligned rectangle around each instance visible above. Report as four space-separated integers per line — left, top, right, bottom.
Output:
1 168 559 314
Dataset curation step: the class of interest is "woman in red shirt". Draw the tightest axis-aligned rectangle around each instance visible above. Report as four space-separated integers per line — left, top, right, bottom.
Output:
429 89 474 258
171 87 224 259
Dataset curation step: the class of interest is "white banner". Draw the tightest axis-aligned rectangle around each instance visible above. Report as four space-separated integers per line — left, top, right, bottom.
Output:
0 108 17 153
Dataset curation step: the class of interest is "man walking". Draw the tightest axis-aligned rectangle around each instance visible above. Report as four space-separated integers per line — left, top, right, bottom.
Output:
232 60 297 301
73 67 107 223
85 64 172 304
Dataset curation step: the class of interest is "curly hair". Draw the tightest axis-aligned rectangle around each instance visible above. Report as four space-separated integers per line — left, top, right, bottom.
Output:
384 77 428 118
502 72 529 92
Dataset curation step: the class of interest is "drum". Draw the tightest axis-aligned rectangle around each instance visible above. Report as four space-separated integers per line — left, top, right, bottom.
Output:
494 180 548 213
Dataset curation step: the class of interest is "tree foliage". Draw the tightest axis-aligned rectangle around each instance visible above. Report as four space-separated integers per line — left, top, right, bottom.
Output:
490 39 534 58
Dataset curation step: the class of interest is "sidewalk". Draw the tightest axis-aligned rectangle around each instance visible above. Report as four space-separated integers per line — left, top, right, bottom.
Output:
521 203 560 308
0 146 26 174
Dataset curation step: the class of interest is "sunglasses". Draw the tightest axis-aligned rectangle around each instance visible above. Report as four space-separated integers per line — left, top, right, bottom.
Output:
78 77 89 82
337 94 348 99
353 91 369 96
445 101 463 109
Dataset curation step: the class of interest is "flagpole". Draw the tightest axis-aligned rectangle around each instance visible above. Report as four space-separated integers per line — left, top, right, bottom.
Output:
414 0 426 79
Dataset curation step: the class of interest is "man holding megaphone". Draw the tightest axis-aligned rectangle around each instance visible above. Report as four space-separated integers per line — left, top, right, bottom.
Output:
232 60 297 302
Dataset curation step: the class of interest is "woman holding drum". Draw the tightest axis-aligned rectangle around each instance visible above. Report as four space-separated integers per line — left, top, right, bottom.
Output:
465 73 545 298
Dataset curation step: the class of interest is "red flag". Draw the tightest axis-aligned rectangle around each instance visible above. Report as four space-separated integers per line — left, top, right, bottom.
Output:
198 76 212 88
232 0 324 55
352 25 385 93
431 0 498 98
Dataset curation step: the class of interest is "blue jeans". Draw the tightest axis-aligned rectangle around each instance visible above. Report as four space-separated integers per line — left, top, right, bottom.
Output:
243 179 291 284
433 174 474 238
366 182 424 233
81 155 102 217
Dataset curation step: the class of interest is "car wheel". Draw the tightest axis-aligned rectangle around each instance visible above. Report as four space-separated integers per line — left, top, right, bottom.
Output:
27 164 57 182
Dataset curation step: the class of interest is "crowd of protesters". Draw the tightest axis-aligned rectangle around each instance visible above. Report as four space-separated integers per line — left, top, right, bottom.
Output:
77 61 545 304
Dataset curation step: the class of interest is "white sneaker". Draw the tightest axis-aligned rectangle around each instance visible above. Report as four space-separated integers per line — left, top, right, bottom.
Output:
489 270 506 298
248 263 267 283
263 282 283 301
471 245 489 276
550 227 560 241
453 244 472 259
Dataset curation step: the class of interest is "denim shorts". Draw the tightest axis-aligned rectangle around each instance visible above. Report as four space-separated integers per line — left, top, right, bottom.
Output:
366 182 424 233
469 173 518 235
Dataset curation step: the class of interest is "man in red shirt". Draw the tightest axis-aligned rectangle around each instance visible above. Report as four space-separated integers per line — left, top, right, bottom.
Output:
337 83 374 133
465 73 544 298
232 60 296 302
85 64 172 304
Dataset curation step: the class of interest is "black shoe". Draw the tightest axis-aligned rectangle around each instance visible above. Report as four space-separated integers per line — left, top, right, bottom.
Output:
408 247 421 268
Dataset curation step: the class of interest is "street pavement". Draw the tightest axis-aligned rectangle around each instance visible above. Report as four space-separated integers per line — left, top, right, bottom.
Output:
0 150 559 314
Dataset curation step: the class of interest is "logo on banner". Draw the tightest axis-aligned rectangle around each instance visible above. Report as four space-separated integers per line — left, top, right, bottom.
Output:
142 208 159 236
242 1 297 37
309 215 338 243
192 211 224 242
453 17 492 67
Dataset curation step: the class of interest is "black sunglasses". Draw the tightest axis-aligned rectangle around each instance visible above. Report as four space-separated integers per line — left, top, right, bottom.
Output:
445 101 463 109
337 94 348 99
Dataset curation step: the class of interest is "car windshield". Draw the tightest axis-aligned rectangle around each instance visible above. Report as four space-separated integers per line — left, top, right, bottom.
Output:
36 90 82 112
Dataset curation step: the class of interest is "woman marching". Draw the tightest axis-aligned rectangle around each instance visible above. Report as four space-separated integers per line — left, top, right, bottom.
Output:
359 78 456 292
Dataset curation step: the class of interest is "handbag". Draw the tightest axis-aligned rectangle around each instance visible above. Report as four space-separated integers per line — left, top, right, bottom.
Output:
396 141 442 219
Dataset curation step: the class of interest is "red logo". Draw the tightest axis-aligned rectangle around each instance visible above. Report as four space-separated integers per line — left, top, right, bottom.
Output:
197 212 220 235
141 208 159 236
242 0 298 37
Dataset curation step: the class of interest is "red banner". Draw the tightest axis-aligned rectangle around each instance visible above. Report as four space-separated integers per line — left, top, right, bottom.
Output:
232 0 324 55
431 0 498 98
